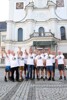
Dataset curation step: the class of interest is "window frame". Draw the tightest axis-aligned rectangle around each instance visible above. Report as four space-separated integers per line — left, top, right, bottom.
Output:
2 35 6 42
38 27 45 36
18 28 23 42
60 26 66 40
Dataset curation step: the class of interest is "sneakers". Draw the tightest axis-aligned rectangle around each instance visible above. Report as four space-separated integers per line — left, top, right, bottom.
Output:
41 76 43 79
64 76 66 80
45 76 47 80
43 78 45 81
37 77 40 80
4 76 7 82
59 76 62 80
52 78 55 81
48 77 51 81
59 76 66 80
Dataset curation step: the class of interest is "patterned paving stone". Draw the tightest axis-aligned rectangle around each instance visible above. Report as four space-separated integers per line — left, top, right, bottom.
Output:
11 81 30 100
36 87 67 100
0 68 67 100
2 82 21 100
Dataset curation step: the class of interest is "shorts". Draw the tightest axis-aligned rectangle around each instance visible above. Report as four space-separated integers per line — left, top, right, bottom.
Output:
58 64 64 70
47 66 53 71
5 66 11 72
19 66 24 71
36 66 44 71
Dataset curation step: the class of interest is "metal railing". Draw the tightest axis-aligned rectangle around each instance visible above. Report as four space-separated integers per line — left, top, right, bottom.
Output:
30 32 54 38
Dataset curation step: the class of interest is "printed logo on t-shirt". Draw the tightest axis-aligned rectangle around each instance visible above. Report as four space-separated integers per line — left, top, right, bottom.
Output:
21 58 24 60
59 56 62 59
30 56 33 59
52 57 54 59
44 55 45 57
12 57 16 60
48 56 51 59
38 57 42 59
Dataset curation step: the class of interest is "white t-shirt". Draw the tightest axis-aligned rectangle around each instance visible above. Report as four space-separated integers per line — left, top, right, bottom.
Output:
50 54 55 64
56 54 64 64
10 55 19 68
27 53 35 65
41 53 48 60
3 54 10 66
32 53 37 61
24 54 28 64
18 55 24 66
35 55 44 67
46 54 53 66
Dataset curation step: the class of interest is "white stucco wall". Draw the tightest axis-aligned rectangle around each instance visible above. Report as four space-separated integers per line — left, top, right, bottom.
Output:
9 0 29 21
34 0 48 8
9 0 67 21
6 0 67 53
58 42 67 53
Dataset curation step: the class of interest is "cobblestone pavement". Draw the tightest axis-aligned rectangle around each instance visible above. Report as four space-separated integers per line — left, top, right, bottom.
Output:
0 68 67 100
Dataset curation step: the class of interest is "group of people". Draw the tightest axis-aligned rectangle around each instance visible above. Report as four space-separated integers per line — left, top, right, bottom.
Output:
0 47 66 82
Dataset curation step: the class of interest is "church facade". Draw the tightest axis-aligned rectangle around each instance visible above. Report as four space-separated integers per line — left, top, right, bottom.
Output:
6 0 67 55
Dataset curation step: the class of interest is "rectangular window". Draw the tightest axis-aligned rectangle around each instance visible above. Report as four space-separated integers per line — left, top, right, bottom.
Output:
2 35 6 42
0 58 5 64
0 47 5 64
2 47 5 51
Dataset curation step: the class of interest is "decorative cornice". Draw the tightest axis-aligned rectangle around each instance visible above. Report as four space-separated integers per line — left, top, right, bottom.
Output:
25 2 34 9
6 20 15 23
6 17 67 25
5 36 56 44
16 18 67 24
58 40 67 44
47 1 56 8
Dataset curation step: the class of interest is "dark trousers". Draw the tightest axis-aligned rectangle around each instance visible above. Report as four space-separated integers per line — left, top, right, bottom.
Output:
11 67 19 81
53 63 55 77
27 65 34 79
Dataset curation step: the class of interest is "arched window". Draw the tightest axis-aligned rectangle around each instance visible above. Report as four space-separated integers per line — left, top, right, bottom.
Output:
39 27 45 36
60 26 66 40
18 28 23 42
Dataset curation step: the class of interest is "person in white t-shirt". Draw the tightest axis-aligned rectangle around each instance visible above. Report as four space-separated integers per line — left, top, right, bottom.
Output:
56 51 66 80
2 50 11 82
35 50 45 80
32 49 38 79
10 51 19 82
48 51 56 81
51 51 56 78
24 49 28 79
26 47 35 80
46 49 55 81
18 51 24 81
41 49 48 80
